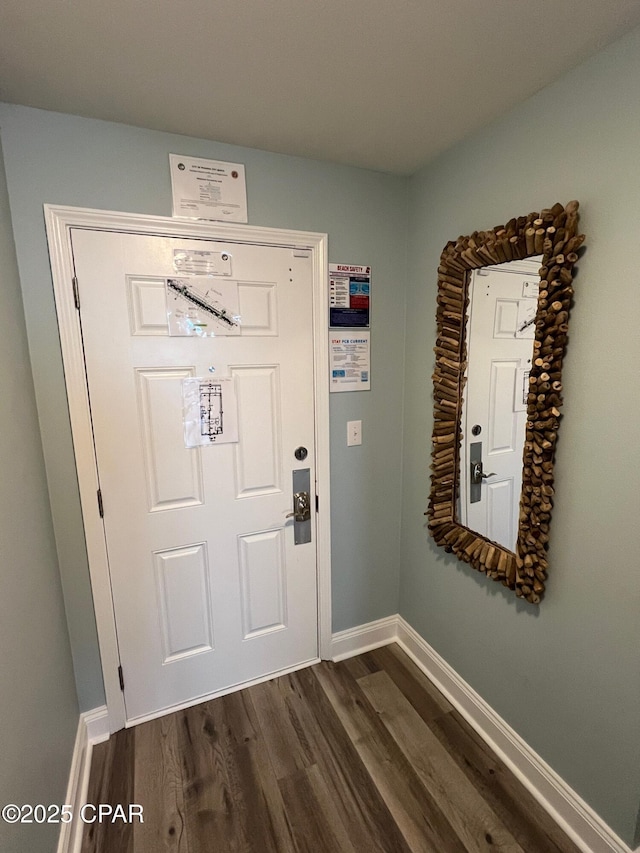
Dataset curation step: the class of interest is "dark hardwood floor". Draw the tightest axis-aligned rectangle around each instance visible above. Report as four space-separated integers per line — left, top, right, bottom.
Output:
82 644 581 852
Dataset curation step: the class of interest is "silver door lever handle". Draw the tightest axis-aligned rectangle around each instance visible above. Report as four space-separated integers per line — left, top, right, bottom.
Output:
286 491 311 523
470 462 496 484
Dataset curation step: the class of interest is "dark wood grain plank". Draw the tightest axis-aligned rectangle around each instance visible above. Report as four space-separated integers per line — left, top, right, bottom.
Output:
429 709 583 853
132 714 188 852
248 677 312 780
288 667 412 853
178 699 248 853
278 766 353 853
180 688 298 853
369 643 454 721
81 740 110 853
220 689 297 853
82 727 135 853
83 739 109 814
316 661 467 853
358 670 524 853
341 650 382 680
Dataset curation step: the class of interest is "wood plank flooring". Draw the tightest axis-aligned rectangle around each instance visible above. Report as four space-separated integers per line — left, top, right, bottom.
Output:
82 644 581 853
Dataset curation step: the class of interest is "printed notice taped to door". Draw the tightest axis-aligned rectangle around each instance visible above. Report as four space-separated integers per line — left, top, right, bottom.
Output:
166 277 241 336
173 248 233 276
515 367 531 412
329 331 370 392
170 154 248 222
329 264 371 328
183 378 239 446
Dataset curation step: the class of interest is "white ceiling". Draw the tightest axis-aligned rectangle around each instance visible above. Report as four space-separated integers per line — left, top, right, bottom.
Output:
2 0 640 175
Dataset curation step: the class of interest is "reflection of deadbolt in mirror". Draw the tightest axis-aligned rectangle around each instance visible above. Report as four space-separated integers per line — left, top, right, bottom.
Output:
427 201 584 604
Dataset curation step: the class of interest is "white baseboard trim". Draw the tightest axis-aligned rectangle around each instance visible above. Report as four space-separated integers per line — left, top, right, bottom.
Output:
84 705 110 745
57 706 109 853
330 615 399 661
331 615 636 853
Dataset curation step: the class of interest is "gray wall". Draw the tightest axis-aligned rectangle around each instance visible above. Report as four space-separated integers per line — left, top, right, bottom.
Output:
0 104 408 711
400 26 640 847
0 137 79 852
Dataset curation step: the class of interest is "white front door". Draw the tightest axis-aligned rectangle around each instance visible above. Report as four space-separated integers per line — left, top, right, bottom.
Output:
71 228 319 723
461 259 539 551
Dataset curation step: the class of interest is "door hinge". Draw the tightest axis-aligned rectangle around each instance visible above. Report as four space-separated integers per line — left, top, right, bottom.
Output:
118 665 125 691
315 494 319 512
97 488 104 518
72 276 80 310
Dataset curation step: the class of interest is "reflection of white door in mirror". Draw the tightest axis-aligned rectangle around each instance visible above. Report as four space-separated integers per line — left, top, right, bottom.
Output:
459 257 541 552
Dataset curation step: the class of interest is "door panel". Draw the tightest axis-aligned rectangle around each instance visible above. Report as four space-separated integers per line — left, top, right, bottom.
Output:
237 282 278 335
238 529 288 638
71 229 318 722
135 367 204 511
128 277 170 335
153 543 214 662
232 365 282 497
488 360 521 454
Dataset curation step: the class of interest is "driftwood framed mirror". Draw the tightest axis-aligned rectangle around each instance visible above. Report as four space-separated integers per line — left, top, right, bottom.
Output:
427 201 584 604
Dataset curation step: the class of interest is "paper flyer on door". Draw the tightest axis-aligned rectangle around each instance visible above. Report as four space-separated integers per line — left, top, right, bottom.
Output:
329 331 370 392
183 377 239 446
166 276 241 336
170 154 248 222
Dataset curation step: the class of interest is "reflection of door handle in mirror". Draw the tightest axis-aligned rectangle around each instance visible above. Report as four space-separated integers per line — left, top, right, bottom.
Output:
286 491 311 522
470 461 496 485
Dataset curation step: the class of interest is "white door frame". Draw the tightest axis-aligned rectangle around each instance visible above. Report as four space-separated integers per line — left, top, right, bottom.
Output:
45 205 331 732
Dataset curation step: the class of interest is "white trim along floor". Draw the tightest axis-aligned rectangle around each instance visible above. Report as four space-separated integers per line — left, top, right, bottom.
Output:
59 615 638 853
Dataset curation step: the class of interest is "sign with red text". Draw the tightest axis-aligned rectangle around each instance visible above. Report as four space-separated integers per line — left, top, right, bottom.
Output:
329 263 371 328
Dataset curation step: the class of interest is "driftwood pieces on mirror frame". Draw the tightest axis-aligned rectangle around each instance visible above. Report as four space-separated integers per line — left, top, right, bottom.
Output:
426 201 584 604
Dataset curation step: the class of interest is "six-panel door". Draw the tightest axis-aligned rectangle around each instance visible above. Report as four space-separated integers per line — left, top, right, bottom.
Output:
71 228 318 722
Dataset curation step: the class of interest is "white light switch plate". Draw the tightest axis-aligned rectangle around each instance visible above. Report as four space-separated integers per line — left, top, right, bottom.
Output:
347 420 362 446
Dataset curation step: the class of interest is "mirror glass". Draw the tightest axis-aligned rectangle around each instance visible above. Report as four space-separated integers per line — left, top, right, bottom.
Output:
427 201 584 604
458 256 541 551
